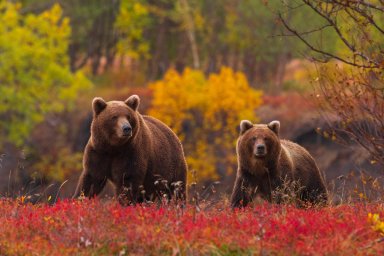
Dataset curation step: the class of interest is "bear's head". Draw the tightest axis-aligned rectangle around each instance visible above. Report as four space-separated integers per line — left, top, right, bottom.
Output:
90 95 140 147
237 120 281 171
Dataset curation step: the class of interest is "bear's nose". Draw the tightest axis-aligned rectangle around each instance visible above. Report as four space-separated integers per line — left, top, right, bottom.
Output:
122 124 132 136
255 144 266 155
256 144 265 151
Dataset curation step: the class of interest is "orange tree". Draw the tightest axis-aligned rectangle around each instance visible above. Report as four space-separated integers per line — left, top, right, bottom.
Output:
149 67 262 183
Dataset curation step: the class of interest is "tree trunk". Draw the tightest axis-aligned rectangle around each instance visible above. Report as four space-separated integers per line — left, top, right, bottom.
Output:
179 0 200 69
273 52 290 92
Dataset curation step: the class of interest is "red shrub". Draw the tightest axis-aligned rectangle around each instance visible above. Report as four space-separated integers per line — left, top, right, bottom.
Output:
0 199 382 255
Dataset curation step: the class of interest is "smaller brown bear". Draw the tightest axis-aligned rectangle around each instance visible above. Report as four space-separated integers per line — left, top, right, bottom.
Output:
73 95 187 204
231 120 327 208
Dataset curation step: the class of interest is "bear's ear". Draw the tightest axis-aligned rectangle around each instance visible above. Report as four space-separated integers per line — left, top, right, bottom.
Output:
268 120 280 136
240 120 254 135
125 95 140 111
92 97 107 116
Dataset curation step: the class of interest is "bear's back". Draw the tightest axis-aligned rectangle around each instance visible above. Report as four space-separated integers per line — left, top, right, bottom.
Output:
141 115 187 183
281 139 326 190
142 115 183 148
281 140 316 164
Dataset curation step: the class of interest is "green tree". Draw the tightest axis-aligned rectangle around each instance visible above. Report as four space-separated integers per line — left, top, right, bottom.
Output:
113 0 338 89
0 2 91 147
20 0 120 74
115 0 152 60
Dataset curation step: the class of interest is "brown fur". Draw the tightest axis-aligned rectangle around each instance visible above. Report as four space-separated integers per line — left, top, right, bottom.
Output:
73 95 187 204
230 120 327 208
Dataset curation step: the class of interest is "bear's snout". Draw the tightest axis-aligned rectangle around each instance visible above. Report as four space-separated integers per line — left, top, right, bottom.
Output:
122 123 132 137
254 144 267 157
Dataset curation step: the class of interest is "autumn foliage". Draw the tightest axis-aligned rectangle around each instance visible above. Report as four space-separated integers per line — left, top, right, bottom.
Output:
0 2 91 146
314 63 384 168
1 199 384 255
149 67 262 181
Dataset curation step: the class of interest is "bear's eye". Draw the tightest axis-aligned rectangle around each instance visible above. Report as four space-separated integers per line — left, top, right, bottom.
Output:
252 137 257 142
111 115 118 120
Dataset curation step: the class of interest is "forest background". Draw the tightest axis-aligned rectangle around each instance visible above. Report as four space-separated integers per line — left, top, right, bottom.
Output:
1 0 383 202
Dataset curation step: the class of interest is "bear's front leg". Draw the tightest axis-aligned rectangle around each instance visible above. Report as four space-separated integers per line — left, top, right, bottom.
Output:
230 173 255 208
73 172 108 198
111 156 147 205
115 179 144 205
73 144 110 199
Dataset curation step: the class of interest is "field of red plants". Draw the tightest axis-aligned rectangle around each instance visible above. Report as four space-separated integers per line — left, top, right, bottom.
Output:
0 198 383 255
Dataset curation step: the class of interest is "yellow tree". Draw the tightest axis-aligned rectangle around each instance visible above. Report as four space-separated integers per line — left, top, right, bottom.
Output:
149 67 262 182
0 2 91 147
0 2 92 183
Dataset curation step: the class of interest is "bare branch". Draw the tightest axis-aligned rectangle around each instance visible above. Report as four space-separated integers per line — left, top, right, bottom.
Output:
332 0 384 34
278 13 378 68
271 24 333 37
302 0 379 67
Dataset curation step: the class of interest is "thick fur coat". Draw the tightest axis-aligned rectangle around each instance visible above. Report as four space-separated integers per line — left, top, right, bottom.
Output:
231 120 327 207
73 95 187 204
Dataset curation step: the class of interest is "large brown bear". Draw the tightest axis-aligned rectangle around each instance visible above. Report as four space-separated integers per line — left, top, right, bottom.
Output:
73 95 187 204
231 120 327 208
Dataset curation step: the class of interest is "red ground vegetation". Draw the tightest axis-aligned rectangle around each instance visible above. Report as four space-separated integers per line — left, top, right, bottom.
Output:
0 199 383 255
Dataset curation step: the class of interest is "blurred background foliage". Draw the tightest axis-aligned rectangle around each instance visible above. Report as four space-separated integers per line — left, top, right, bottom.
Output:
0 2 91 146
149 67 262 181
0 0 382 199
